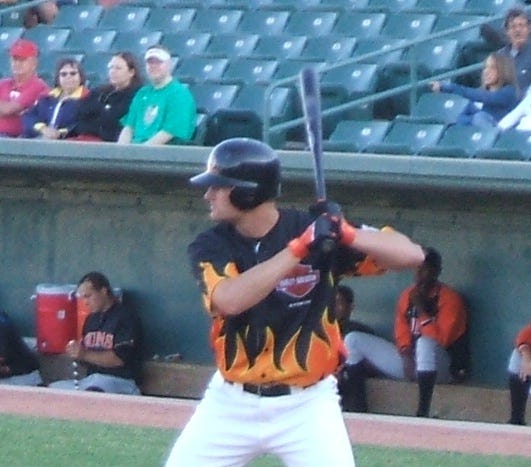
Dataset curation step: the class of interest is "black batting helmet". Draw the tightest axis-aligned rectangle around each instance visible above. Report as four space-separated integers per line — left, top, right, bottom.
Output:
190 138 281 210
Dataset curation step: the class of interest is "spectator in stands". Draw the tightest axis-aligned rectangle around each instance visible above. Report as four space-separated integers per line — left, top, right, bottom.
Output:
340 248 469 417
507 323 531 426
0 310 42 386
0 39 49 138
498 86 531 130
117 45 196 145
19 1 59 29
430 53 519 127
481 7 531 91
49 271 143 394
71 52 143 142
21 57 89 139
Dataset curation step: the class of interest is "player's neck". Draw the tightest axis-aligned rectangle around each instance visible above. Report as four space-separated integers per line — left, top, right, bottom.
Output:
234 203 279 239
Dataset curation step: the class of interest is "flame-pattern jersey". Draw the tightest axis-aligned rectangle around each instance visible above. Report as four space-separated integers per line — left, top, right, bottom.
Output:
188 208 385 387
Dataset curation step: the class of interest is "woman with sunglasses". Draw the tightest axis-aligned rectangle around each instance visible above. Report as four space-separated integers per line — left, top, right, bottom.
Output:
21 58 89 139
71 52 143 142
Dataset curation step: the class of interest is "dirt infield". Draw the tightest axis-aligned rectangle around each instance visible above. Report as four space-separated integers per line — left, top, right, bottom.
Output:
1 386 529 458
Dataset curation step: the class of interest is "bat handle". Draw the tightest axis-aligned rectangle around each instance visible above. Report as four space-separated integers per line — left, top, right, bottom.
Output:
320 237 336 254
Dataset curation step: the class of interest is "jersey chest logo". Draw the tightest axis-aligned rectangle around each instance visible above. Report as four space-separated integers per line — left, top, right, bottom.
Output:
276 264 320 298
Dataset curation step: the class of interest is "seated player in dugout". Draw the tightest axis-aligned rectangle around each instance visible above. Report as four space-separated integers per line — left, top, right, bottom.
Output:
0 310 42 386
340 247 470 417
164 137 425 466
507 323 531 425
49 272 143 394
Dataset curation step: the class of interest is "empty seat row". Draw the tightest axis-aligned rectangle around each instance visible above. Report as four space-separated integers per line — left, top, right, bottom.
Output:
323 120 531 161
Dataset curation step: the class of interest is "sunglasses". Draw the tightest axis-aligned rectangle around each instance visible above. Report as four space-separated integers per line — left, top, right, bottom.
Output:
59 71 79 77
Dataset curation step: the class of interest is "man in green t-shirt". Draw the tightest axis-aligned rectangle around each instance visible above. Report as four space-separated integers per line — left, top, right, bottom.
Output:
118 45 197 145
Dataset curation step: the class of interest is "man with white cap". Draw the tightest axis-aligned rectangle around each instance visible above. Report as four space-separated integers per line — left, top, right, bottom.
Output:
118 45 197 145
0 38 49 137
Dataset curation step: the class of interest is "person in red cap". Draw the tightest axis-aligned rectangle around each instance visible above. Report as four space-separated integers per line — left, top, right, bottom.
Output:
0 38 49 137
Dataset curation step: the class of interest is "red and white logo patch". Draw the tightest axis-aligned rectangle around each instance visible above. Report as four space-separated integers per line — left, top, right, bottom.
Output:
277 264 320 298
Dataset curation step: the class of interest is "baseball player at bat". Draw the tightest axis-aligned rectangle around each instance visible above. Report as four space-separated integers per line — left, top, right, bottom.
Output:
165 138 425 466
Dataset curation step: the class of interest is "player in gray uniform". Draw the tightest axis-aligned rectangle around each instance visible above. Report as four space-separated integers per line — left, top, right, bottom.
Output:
49 272 142 394
164 138 425 466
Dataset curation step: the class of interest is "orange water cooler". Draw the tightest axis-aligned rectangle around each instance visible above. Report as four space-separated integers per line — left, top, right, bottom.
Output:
35 283 77 354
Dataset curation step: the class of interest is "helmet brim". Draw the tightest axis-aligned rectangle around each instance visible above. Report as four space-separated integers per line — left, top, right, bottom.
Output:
190 171 257 189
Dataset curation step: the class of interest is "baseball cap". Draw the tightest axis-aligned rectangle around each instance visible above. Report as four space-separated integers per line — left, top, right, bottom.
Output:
144 47 171 62
9 39 39 59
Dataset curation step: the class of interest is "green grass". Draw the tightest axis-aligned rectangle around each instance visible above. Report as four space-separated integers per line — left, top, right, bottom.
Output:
1 414 528 466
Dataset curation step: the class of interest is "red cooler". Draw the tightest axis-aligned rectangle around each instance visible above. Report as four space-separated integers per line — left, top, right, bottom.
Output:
35 284 77 354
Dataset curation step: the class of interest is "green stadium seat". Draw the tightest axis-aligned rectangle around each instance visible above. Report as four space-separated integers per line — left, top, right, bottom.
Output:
365 121 445 155
412 0 467 14
187 82 240 115
143 7 197 32
433 14 484 43
273 58 327 80
161 32 211 58
52 4 104 29
323 120 391 153
462 0 518 16
418 124 499 158
0 10 24 28
260 0 322 9
97 6 150 32
221 57 279 85
319 0 370 9
0 27 25 50
204 33 260 58
332 11 386 39
237 10 291 36
351 38 406 66
405 38 461 76
283 11 338 37
64 28 117 54
190 8 244 34
475 129 531 162
174 56 229 84
251 35 307 60
300 36 356 63
395 92 469 125
365 0 418 12
22 26 71 54
109 31 163 56
83 52 114 89
380 13 437 40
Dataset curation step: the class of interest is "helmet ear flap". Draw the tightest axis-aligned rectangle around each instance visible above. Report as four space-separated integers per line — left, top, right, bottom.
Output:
229 186 257 210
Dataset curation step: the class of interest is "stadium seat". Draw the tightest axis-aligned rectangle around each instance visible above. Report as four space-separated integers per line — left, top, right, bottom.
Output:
259 0 322 8
0 52 9 79
365 0 418 12
300 36 356 63
323 120 392 153
418 125 499 158
237 10 291 36
52 4 104 29
190 8 244 34
433 14 484 43
283 11 338 37
109 31 163 56
365 121 445 155
332 12 386 39
412 0 467 14
0 10 24 27
64 29 117 54
174 56 229 84
380 13 437 40
97 6 150 32
404 38 461 76
395 92 469 125
204 33 260 58
351 38 406 67
221 57 279 85
251 35 307 61
0 27 24 50
143 7 197 33
475 129 531 161
160 32 211 58
319 0 370 9
273 58 327 80
83 52 114 88
462 0 518 16
22 26 71 54
203 109 263 146
187 82 240 115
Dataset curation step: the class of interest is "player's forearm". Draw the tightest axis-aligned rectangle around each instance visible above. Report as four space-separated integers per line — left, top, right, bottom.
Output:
211 248 299 316
79 349 124 368
116 126 132 144
144 130 173 145
0 100 22 116
349 228 425 270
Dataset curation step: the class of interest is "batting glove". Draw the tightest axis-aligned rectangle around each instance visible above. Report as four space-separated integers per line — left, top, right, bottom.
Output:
288 213 340 259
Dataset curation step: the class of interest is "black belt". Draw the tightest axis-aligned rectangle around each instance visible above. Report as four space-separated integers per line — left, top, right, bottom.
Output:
242 383 292 397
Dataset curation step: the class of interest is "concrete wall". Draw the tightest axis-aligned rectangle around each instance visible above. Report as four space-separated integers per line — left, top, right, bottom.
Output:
1 139 530 387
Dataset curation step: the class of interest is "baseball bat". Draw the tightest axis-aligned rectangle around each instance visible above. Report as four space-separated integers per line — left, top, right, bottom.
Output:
299 67 335 253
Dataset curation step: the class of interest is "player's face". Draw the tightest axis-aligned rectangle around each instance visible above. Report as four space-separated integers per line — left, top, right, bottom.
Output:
204 186 241 222
77 281 109 314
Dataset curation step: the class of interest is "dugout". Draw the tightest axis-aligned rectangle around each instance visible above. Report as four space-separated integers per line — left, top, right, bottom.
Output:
0 138 530 388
